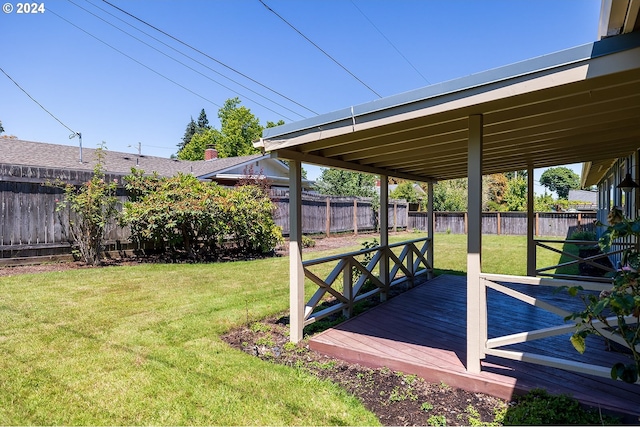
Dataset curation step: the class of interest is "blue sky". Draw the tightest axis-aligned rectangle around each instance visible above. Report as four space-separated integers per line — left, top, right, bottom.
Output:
2 0 600 192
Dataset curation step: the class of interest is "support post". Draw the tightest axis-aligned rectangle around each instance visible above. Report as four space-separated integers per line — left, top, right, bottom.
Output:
379 175 389 301
467 114 484 373
427 181 434 279
289 160 305 343
527 164 536 277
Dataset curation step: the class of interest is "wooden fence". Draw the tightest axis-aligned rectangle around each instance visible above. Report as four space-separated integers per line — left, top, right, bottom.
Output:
269 190 408 236
408 211 597 237
1 167 596 260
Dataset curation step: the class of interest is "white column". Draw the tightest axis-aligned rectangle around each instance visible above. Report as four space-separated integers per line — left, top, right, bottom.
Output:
289 160 305 343
467 114 483 373
379 175 389 300
527 164 536 276
427 181 434 279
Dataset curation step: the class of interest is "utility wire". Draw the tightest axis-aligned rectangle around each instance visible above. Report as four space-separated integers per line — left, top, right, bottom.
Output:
100 0 319 116
47 7 222 109
77 0 304 121
350 0 431 85
66 0 296 122
257 0 382 98
0 66 78 135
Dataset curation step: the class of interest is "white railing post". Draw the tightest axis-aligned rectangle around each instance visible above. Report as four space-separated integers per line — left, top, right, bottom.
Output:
343 257 353 318
527 163 536 276
380 175 389 301
427 181 434 279
289 160 305 343
467 114 483 373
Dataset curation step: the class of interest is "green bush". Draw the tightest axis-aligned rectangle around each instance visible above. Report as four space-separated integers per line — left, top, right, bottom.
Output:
503 389 618 425
50 144 118 265
569 230 597 241
301 235 316 248
122 170 282 259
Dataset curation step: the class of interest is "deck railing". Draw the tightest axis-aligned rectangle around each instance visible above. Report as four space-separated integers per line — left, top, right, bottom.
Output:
302 237 432 326
478 273 639 382
535 238 635 283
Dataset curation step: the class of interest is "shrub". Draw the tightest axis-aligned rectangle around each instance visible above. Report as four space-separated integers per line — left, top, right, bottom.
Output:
301 235 315 248
122 170 282 260
569 230 597 241
503 388 618 425
50 144 118 265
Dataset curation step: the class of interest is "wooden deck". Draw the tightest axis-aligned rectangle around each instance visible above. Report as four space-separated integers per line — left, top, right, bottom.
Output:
309 274 640 418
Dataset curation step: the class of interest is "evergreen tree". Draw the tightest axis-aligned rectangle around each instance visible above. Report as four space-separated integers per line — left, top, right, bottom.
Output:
179 117 198 151
197 108 211 130
0 120 4 134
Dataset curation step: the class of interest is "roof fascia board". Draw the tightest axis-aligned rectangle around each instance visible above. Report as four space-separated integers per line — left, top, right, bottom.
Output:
261 32 640 143
270 149 435 184
197 154 270 179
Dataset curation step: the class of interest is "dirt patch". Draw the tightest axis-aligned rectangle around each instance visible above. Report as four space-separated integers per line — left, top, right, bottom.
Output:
221 314 508 426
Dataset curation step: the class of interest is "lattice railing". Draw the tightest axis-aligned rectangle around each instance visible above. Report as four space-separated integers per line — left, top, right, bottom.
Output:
478 273 639 382
302 237 432 326
535 239 635 283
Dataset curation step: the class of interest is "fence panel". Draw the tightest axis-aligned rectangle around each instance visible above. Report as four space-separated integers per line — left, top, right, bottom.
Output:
1 170 598 259
408 211 597 237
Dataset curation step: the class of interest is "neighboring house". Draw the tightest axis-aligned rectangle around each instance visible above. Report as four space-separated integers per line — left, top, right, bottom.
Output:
0 139 313 190
567 189 598 211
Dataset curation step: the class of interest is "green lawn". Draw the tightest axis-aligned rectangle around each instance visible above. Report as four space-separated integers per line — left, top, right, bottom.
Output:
0 232 578 425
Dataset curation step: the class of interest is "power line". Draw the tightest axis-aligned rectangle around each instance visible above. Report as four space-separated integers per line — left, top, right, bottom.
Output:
75 0 306 121
350 0 431 85
48 7 223 109
65 0 297 122
257 0 382 98
0 66 78 135
100 0 319 116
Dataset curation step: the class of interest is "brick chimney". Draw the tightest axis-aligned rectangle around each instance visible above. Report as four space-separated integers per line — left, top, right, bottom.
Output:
205 145 218 161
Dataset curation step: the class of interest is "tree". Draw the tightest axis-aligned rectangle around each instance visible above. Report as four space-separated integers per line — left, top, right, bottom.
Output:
177 109 212 153
178 99 262 160
389 181 421 204
539 167 580 199
216 98 262 158
484 174 509 211
314 168 376 198
179 117 198 151
178 128 221 161
0 120 4 134
429 179 467 211
502 177 528 211
197 108 211 130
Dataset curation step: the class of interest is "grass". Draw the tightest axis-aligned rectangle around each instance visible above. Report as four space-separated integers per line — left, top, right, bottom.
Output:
0 232 581 425
0 262 379 425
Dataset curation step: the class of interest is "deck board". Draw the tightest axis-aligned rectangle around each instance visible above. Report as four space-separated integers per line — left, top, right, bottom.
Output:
309 274 640 418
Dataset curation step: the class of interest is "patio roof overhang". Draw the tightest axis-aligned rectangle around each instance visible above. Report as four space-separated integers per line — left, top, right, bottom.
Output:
258 31 640 184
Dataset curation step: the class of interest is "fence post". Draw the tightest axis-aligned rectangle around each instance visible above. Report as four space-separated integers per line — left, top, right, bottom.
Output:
464 212 468 234
325 197 331 238
578 212 582 231
353 199 358 236
393 202 397 232
497 212 501 235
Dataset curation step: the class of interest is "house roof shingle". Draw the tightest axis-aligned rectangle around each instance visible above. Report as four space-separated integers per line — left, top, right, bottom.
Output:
0 139 265 178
